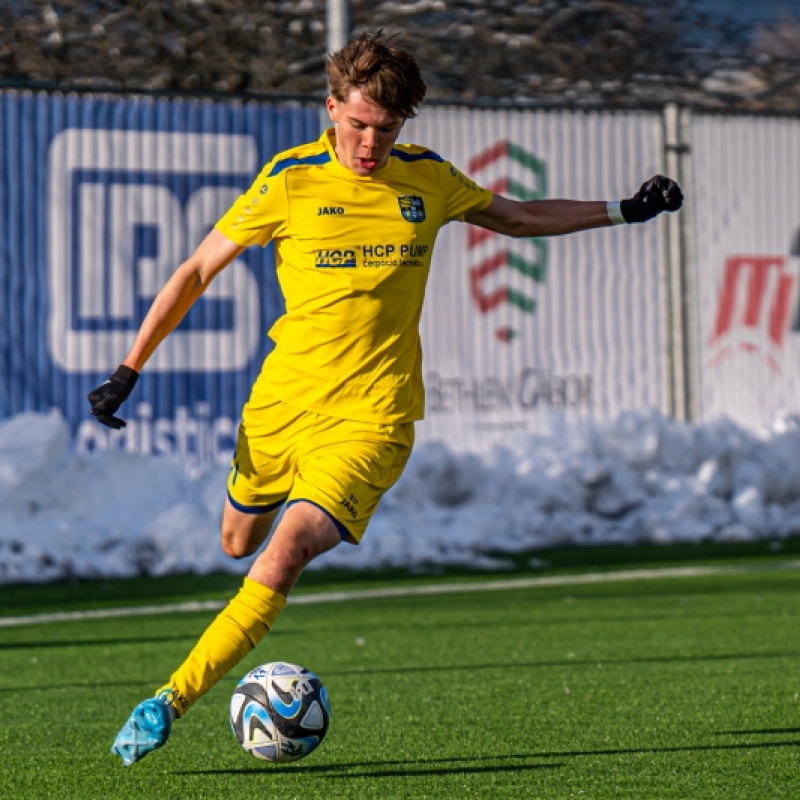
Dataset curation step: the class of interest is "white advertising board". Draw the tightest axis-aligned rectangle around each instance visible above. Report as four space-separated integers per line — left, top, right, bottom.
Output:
401 108 665 451
691 114 800 429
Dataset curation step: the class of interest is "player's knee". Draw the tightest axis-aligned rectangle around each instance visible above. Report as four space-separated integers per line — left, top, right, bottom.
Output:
221 527 259 559
287 540 316 572
272 543 316 589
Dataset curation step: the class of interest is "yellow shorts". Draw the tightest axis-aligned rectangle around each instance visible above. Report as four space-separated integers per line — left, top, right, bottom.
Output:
227 395 414 543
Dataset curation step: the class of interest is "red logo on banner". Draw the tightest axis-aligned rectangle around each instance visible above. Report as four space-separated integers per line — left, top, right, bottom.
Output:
708 255 795 374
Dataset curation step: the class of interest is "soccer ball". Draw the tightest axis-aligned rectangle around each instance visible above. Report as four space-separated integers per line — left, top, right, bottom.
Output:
230 662 331 762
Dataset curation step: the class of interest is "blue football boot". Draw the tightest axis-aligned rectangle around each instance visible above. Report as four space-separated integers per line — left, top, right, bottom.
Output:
111 697 172 766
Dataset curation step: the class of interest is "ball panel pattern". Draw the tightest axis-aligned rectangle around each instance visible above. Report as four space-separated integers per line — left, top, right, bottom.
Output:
230 661 330 763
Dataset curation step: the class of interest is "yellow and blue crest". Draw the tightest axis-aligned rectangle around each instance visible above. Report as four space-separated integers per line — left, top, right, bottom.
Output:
398 195 425 223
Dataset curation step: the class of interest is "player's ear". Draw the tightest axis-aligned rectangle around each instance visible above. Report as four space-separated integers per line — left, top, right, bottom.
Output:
326 96 338 123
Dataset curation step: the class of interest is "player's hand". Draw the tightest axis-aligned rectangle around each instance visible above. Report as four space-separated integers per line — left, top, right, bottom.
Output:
87 365 139 429
620 175 683 223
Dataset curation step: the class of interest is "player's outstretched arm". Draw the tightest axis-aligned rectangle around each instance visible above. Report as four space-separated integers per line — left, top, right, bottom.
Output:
464 175 683 238
87 229 245 429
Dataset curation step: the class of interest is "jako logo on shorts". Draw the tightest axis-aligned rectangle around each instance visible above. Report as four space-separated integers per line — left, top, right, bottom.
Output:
47 129 261 373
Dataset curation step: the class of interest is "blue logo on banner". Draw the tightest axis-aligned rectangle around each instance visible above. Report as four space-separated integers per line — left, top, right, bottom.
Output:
48 130 261 374
0 97 319 465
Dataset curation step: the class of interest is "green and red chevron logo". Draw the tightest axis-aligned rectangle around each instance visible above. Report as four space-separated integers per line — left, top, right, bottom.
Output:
467 141 548 342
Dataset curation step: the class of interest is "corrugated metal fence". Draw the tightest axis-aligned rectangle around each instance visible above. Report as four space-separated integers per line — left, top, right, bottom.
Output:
1 89 798 461
0 91 319 465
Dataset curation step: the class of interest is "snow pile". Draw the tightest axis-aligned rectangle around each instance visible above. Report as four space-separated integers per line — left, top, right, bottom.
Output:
2 408 800 584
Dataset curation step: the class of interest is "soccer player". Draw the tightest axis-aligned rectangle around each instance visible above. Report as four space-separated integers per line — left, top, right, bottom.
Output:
88 31 683 765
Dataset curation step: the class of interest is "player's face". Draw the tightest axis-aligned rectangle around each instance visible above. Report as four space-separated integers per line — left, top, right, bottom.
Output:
326 88 405 176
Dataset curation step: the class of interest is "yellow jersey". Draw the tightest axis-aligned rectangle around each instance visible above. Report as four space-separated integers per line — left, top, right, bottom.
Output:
215 127 493 424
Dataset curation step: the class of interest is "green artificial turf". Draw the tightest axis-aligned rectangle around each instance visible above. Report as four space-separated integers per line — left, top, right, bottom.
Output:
2 553 800 798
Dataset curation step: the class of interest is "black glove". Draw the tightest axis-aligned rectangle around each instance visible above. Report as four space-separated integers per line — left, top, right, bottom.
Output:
87 365 139 429
620 175 684 223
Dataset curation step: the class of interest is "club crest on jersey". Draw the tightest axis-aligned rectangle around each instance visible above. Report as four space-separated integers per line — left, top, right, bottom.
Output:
398 195 425 223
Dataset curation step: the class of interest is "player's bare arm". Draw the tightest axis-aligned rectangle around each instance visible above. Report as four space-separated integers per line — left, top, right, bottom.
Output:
87 229 244 429
465 174 683 237
465 194 611 238
123 229 245 371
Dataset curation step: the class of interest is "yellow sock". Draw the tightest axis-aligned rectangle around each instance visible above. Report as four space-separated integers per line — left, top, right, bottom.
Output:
156 577 286 718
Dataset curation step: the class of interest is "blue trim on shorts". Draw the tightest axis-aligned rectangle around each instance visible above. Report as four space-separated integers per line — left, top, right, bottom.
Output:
286 499 351 541
227 492 285 515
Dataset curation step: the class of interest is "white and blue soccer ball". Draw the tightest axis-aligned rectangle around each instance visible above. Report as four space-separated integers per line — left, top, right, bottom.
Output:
230 661 331 762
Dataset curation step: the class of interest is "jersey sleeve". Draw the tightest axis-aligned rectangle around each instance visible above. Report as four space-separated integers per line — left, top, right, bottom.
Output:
215 162 289 247
437 160 493 222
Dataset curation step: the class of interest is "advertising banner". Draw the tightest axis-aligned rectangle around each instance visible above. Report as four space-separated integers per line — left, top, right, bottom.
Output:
691 114 800 429
0 91 319 465
402 107 666 450
1 94 667 463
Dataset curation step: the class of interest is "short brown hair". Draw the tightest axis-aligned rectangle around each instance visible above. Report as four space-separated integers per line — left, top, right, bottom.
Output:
326 31 427 119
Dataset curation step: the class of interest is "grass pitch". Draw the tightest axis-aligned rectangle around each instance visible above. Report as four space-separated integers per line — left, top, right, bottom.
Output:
2 543 800 799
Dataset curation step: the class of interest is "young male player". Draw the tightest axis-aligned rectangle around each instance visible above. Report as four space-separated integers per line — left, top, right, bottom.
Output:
88 31 683 765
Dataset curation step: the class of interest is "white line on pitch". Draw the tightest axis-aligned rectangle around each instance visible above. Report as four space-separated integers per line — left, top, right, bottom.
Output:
2 560 800 629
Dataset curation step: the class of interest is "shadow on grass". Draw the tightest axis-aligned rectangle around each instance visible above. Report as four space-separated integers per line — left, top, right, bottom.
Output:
0 679 167 693
718 727 800 735
2 600 798 648
316 650 800 677
2 650 799 693
181 753 564 779
180 737 800 778
0 634 199 650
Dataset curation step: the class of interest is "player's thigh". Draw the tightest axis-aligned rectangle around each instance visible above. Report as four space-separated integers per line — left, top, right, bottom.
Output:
224 401 302 556
289 418 414 543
